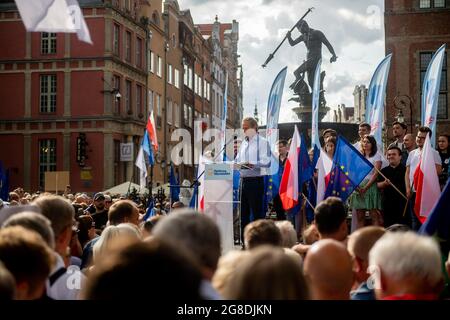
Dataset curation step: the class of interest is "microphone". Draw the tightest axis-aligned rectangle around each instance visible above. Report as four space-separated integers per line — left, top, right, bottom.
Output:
245 136 249 142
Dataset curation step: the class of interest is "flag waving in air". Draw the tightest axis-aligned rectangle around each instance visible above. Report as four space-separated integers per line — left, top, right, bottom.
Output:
15 0 92 44
316 149 333 204
365 54 392 149
419 179 450 240
279 126 301 210
147 111 159 152
324 136 374 202
421 44 446 147
413 133 441 223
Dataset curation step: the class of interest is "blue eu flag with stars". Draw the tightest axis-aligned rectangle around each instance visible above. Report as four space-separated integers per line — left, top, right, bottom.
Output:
324 136 373 202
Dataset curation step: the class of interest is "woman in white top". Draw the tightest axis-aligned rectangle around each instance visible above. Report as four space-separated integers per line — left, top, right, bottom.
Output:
349 135 383 229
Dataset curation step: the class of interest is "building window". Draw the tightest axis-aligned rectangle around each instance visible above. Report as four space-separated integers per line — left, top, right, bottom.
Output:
125 80 132 113
113 75 121 114
40 74 56 113
172 34 176 48
157 56 162 77
41 33 56 54
419 0 446 8
136 37 142 68
420 51 448 119
167 64 173 84
419 0 431 8
188 67 193 89
125 31 131 62
150 51 155 73
156 94 162 128
136 84 142 116
125 0 131 12
184 104 189 126
188 106 193 127
39 139 56 188
167 99 173 125
174 68 180 89
174 102 180 127
148 90 153 115
183 64 188 86
113 24 120 56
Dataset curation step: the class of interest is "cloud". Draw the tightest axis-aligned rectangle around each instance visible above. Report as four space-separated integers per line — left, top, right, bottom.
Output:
178 0 385 123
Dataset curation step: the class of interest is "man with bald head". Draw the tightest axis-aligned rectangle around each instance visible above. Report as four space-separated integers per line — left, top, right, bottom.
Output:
402 134 416 165
303 239 354 300
347 226 385 300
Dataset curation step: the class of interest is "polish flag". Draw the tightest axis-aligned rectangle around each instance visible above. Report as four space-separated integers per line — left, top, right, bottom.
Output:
316 149 333 204
146 111 159 151
279 126 300 210
413 133 441 223
197 155 207 212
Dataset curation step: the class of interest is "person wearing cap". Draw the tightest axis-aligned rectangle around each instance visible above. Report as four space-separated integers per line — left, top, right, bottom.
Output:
85 193 108 230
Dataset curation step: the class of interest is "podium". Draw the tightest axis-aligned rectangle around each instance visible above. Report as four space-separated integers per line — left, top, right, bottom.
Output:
203 162 235 254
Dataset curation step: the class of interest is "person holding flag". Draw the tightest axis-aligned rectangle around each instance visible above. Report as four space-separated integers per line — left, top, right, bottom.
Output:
405 127 441 230
349 135 383 229
272 139 289 220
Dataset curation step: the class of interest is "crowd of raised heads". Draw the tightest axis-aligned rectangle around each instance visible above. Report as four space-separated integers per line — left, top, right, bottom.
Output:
0 190 449 301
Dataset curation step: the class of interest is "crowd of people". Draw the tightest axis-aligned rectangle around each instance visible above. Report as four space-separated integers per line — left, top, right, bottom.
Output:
0 119 449 301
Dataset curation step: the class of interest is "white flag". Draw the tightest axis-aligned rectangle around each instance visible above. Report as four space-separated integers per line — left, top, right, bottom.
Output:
15 0 92 44
135 146 147 190
66 0 92 44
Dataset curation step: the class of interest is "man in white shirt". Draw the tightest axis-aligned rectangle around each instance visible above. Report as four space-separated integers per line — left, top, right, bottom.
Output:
405 126 442 230
235 117 271 244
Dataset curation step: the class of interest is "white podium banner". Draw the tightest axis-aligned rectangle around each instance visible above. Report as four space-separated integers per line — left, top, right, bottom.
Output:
204 163 234 254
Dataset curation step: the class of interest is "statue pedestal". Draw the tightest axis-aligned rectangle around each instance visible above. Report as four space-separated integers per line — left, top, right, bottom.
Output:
292 104 329 122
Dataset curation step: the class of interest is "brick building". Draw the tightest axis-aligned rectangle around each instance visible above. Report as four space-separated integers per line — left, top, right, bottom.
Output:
0 0 148 193
0 0 242 193
385 0 450 139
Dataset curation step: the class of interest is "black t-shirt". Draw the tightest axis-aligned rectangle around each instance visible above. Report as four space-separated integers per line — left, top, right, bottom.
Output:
379 164 408 227
91 210 108 230
439 151 449 186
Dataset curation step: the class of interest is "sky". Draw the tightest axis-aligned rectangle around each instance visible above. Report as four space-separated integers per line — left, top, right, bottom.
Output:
177 0 385 124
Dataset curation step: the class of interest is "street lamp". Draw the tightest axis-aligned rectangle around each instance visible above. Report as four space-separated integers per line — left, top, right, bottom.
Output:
396 109 405 123
393 94 413 132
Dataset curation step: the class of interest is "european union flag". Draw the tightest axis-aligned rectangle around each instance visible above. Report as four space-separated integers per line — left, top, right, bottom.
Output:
143 197 155 221
298 133 314 190
170 163 180 202
324 136 373 202
419 179 450 240
189 167 198 209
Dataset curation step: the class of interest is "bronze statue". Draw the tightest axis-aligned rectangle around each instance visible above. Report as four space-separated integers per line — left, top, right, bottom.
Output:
286 21 337 106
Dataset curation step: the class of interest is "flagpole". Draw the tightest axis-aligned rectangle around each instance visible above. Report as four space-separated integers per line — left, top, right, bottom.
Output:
402 198 409 217
373 166 408 200
301 192 315 211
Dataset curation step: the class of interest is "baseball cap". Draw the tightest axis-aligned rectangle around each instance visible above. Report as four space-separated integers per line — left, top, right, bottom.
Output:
93 192 105 201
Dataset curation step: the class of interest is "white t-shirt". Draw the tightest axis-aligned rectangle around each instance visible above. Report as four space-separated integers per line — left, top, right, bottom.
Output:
406 148 441 187
364 153 382 181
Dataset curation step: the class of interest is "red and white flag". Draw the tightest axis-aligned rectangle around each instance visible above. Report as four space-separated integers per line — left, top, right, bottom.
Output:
197 155 206 212
413 134 441 223
279 126 300 210
316 149 333 204
146 111 159 152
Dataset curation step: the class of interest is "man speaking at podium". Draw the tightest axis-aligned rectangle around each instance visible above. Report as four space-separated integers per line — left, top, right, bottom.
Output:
235 117 271 243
